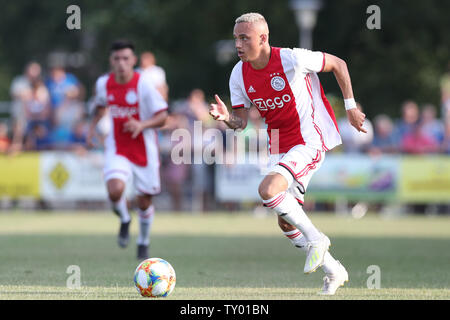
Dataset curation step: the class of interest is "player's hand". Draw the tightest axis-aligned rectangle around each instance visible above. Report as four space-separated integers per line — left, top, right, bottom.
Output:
123 115 144 139
346 108 367 133
209 94 230 121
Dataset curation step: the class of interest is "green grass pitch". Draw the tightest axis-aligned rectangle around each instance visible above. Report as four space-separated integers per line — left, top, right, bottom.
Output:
0 211 449 300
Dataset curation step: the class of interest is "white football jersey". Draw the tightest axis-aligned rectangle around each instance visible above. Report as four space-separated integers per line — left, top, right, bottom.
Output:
229 47 341 154
94 71 167 166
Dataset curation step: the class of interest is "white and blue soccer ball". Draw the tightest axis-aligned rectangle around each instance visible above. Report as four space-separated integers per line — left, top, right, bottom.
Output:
134 258 176 298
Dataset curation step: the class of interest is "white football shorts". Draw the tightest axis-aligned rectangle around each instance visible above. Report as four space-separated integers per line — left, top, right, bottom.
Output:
268 144 325 205
103 151 161 196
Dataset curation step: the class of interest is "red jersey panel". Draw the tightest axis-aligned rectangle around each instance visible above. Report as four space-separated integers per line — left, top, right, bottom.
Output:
242 47 304 154
106 72 147 166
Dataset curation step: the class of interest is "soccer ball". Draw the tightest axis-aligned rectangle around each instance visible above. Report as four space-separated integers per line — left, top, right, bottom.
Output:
134 258 176 298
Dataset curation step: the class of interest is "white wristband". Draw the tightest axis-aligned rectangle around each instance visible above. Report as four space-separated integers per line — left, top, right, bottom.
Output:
344 98 357 111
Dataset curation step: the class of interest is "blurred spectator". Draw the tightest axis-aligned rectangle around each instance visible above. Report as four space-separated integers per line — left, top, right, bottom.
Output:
441 120 450 154
67 119 89 155
22 79 52 141
160 113 190 211
420 104 444 144
50 86 85 149
239 106 267 154
369 114 397 155
393 100 419 145
9 61 42 152
337 103 374 153
171 89 217 211
440 61 450 122
45 62 82 113
401 122 439 154
0 122 10 153
24 122 52 151
187 89 215 126
69 120 88 145
139 51 169 101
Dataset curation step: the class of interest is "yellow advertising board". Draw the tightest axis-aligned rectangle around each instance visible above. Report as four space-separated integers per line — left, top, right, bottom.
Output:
0 153 40 198
398 156 450 203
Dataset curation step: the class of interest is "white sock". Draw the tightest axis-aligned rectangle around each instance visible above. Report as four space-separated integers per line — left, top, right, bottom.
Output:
137 205 155 246
283 229 308 251
263 191 322 242
112 195 131 223
284 229 342 275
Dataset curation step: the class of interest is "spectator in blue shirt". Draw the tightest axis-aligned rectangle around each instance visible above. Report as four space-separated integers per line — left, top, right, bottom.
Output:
392 100 419 145
369 114 397 155
45 64 81 111
45 61 85 148
420 104 444 144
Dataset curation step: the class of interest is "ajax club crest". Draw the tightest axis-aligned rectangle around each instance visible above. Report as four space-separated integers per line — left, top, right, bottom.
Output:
125 90 138 105
271 76 285 91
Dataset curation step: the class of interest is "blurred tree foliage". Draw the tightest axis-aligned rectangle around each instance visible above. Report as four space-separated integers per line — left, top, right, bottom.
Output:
0 0 448 119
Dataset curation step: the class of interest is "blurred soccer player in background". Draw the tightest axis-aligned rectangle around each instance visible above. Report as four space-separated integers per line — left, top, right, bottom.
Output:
209 13 366 295
139 51 169 102
88 40 168 260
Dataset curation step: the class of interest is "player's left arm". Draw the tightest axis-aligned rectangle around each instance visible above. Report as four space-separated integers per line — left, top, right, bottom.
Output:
321 53 367 133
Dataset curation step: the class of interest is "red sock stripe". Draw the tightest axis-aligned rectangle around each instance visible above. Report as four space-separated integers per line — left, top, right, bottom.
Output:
139 207 154 219
286 231 302 239
264 193 284 207
265 192 286 208
268 193 286 208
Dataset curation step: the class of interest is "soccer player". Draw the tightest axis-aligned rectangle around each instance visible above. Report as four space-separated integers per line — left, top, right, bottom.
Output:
88 40 168 260
209 13 367 295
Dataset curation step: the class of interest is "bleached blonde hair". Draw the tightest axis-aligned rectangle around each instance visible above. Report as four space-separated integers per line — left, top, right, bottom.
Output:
235 12 269 36
235 12 267 25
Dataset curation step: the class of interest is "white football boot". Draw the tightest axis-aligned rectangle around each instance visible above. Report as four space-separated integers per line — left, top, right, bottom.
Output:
319 261 349 295
304 234 331 274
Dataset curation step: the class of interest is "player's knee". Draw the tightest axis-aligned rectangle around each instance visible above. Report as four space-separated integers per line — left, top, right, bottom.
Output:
136 195 152 211
258 181 271 200
107 181 125 202
258 174 287 200
108 190 123 203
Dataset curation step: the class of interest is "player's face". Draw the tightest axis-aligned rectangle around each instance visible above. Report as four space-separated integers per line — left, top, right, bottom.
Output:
110 48 137 78
233 22 264 62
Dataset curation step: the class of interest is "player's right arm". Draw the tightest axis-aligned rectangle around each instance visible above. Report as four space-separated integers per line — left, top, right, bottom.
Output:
87 75 108 147
209 94 249 130
87 105 107 148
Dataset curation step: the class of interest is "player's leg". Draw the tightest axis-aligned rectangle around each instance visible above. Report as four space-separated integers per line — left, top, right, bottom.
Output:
278 215 308 251
260 145 331 273
132 149 161 260
259 172 329 273
279 214 347 293
104 155 132 248
284 147 348 293
107 179 130 222
278 214 337 272
135 194 155 260
259 172 323 244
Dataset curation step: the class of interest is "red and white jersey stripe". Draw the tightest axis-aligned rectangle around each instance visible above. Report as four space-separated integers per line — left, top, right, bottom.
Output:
94 71 168 166
229 47 341 154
